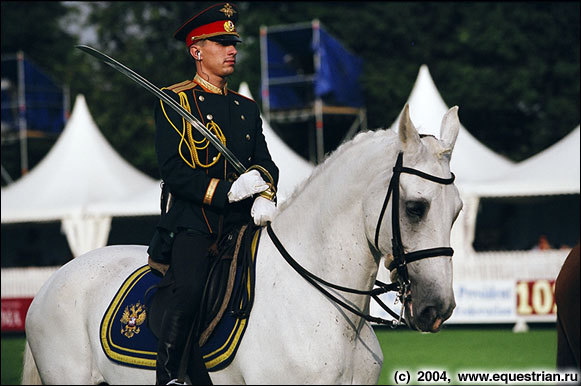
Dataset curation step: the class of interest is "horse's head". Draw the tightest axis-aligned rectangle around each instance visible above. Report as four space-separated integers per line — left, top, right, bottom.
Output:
366 104 462 332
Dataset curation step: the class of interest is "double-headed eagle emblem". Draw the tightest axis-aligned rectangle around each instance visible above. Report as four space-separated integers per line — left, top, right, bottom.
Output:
120 302 147 338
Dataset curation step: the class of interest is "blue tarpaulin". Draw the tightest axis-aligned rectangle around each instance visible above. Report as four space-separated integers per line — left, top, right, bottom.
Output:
263 23 363 110
314 28 363 107
1 54 66 134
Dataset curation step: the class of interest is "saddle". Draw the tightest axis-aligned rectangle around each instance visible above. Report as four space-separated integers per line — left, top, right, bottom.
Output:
146 223 258 346
100 223 261 371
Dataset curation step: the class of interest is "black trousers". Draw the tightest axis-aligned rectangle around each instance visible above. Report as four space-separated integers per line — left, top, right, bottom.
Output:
156 230 215 385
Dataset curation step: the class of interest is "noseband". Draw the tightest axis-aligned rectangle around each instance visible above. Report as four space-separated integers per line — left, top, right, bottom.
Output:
267 150 455 327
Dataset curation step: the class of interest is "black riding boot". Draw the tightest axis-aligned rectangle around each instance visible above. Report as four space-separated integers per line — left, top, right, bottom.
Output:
187 339 213 385
155 311 213 385
156 310 188 385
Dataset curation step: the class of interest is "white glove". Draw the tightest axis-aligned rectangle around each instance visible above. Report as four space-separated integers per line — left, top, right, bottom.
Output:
251 196 277 226
227 170 269 203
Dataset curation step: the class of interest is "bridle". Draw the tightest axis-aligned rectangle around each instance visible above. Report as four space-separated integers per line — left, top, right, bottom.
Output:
373 151 455 326
266 149 456 328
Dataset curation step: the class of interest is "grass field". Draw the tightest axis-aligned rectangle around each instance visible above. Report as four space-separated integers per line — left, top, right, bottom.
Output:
375 325 558 385
1 325 558 385
1 334 26 385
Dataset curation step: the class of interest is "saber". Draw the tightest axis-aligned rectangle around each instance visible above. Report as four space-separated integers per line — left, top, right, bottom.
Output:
76 44 247 174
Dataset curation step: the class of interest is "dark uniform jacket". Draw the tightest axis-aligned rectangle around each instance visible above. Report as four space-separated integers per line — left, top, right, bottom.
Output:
148 77 278 263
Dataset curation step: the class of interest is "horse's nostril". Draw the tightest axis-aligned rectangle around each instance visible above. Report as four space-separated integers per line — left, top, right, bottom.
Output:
416 306 440 332
420 306 438 322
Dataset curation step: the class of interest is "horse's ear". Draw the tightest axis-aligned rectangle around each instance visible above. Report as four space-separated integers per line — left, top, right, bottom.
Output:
399 104 421 150
439 106 460 152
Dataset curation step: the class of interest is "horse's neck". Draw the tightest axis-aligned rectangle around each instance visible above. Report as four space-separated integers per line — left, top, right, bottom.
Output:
273 133 397 296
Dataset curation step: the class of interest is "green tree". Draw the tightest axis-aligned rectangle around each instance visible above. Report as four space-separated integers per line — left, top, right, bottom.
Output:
2 1 579 183
1 1 76 79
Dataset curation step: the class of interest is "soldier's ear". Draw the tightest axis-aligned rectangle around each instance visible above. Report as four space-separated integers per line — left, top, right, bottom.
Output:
189 45 203 61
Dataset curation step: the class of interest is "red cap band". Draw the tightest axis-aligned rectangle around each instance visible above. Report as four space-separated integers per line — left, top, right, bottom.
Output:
186 20 238 45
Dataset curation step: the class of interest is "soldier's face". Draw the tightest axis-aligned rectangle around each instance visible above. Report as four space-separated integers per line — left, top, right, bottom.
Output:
198 40 237 78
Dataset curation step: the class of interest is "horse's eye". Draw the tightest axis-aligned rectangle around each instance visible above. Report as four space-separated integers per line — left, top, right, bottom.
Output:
405 200 428 221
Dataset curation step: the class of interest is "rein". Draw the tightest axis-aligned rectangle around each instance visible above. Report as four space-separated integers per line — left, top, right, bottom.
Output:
267 223 400 325
267 151 456 328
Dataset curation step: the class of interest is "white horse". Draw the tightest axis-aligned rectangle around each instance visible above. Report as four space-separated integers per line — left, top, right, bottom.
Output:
23 104 462 385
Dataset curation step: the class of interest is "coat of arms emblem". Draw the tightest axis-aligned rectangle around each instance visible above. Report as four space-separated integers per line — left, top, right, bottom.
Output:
120 301 147 338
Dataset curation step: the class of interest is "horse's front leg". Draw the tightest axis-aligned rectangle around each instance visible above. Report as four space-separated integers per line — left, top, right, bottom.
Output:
352 320 383 384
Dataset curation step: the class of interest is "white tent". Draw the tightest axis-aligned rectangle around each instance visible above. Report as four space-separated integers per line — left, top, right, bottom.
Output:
454 125 580 279
373 66 576 325
383 65 519 276
387 67 577 272
1 94 157 256
389 65 516 184
462 126 580 197
86 179 161 217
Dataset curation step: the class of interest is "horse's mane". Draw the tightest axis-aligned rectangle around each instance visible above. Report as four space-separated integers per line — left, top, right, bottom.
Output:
277 129 397 211
276 126 453 212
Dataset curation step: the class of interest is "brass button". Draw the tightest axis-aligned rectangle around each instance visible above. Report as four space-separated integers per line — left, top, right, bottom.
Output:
234 100 240 105
212 156 217 162
248 156 252 161
240 114 245 120
198 95 205 102
245 134 251 141
206 114 213 120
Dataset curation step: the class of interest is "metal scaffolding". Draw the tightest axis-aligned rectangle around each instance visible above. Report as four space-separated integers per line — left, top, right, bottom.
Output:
1 51 69 182
260 20 366 164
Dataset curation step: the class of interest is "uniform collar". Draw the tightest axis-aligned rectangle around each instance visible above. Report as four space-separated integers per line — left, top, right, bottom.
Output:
194 73 228 95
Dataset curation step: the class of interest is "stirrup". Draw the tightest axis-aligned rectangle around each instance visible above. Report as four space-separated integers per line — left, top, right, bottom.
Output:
166 379 186 385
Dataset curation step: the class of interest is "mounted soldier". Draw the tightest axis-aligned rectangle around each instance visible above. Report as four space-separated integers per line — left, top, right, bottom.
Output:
146 3 279 384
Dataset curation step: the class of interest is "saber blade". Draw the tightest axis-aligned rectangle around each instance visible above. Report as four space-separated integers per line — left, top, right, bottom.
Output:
76 44 247 174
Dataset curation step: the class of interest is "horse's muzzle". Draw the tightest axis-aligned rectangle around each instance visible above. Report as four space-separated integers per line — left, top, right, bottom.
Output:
407 301 455 332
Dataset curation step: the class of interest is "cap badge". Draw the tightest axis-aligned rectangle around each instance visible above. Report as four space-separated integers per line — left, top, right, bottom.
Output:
220 3 236 18
224 20 235 32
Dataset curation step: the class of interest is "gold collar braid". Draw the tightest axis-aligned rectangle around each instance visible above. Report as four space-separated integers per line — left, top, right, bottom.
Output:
194 74 227 95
